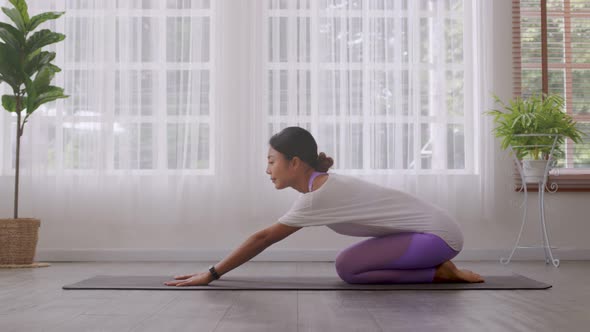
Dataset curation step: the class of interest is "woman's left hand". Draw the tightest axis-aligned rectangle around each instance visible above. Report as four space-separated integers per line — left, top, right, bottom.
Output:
164 272 213 287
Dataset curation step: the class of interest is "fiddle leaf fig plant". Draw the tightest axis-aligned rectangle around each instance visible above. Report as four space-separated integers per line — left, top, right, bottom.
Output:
0 0 68 218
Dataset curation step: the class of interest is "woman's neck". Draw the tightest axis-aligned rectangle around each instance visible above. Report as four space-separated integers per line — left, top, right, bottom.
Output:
292 169 328 193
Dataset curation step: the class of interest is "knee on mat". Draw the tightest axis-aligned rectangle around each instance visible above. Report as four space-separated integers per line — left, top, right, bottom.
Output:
334 252 358 284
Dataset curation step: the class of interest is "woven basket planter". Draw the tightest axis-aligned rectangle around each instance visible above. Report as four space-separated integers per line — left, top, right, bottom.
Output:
0 218 40 265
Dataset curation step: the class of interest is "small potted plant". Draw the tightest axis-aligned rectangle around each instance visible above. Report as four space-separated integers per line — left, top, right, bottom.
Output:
487 93 584 183
0 0 67 266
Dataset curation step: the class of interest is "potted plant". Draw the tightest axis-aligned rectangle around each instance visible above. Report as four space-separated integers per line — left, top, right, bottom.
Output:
487 93 584 183
0 0 67 266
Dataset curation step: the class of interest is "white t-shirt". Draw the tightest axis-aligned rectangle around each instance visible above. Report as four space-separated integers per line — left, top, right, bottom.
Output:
278 173 463 251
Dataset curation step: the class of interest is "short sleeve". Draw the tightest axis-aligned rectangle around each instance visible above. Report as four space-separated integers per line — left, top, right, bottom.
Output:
278 194 315 227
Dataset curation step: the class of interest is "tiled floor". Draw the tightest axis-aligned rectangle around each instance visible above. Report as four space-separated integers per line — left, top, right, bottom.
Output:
1 261 588 331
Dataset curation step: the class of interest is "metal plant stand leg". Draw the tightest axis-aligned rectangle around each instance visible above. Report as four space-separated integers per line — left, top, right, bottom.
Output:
500 151 529 265
539 176 560 267
500 134 560 267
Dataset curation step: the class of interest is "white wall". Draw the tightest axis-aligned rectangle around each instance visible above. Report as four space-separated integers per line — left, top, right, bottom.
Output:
6 0 590 262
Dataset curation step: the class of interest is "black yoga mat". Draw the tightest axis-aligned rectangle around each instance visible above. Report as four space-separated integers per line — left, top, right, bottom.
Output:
63 274 551 290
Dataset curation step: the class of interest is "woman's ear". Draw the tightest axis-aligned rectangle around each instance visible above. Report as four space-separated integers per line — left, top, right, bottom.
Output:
290 156 303 170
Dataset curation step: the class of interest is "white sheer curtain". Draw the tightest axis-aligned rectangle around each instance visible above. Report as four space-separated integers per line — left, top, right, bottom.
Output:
0 0 233 235
264 0 496 220
0 0 495 251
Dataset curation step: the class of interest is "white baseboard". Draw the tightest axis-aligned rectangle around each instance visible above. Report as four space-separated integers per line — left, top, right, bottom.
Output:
35 249 336 262
36 248 590 262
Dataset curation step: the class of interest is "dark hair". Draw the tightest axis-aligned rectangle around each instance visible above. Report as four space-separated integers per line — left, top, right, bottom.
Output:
269 126 334 172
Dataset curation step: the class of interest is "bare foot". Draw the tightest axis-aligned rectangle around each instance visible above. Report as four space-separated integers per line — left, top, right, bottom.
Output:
433 261 485 283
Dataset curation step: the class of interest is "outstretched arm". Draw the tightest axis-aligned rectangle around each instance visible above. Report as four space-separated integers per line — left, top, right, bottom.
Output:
165 222 301 286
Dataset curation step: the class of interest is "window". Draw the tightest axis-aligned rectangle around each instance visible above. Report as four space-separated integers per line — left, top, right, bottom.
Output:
2 0 483 176
265 0 474 173
4 0 213 172
513 0 590 191
0 0 493 225
514 0 590 190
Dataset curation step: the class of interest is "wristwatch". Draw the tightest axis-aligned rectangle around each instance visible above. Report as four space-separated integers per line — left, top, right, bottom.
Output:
208 265 220 280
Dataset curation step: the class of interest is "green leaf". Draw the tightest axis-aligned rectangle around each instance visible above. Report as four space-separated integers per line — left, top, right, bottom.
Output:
8 0 29 23
24 51 56 76
24 76 35 111
2 94 17 112
28 86 67 114
0 73 19 92
0 42 22 91
25 52 55 76
25 29 65 53
0 22 26 49
0 41 20 66
47 63 61 73
33 65 57 93
1 7 26 32
28 12 64 32
25 47 40 61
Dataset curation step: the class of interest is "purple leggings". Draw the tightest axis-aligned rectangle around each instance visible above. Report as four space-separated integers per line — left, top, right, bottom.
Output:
335 232 459 284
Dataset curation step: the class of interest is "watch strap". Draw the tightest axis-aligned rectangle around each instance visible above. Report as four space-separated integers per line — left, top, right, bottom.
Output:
208 265 220 280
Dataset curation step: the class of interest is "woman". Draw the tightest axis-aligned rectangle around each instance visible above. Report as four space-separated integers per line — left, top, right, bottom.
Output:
165 127 483 286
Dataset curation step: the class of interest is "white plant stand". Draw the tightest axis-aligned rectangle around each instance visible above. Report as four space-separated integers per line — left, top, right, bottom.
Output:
500 134 560 267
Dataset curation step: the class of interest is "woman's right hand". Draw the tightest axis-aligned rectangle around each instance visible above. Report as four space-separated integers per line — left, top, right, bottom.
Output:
164 272 213 286
173 273 199 280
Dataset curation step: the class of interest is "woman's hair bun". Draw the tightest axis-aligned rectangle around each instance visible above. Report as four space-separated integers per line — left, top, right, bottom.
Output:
315 152 334 172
